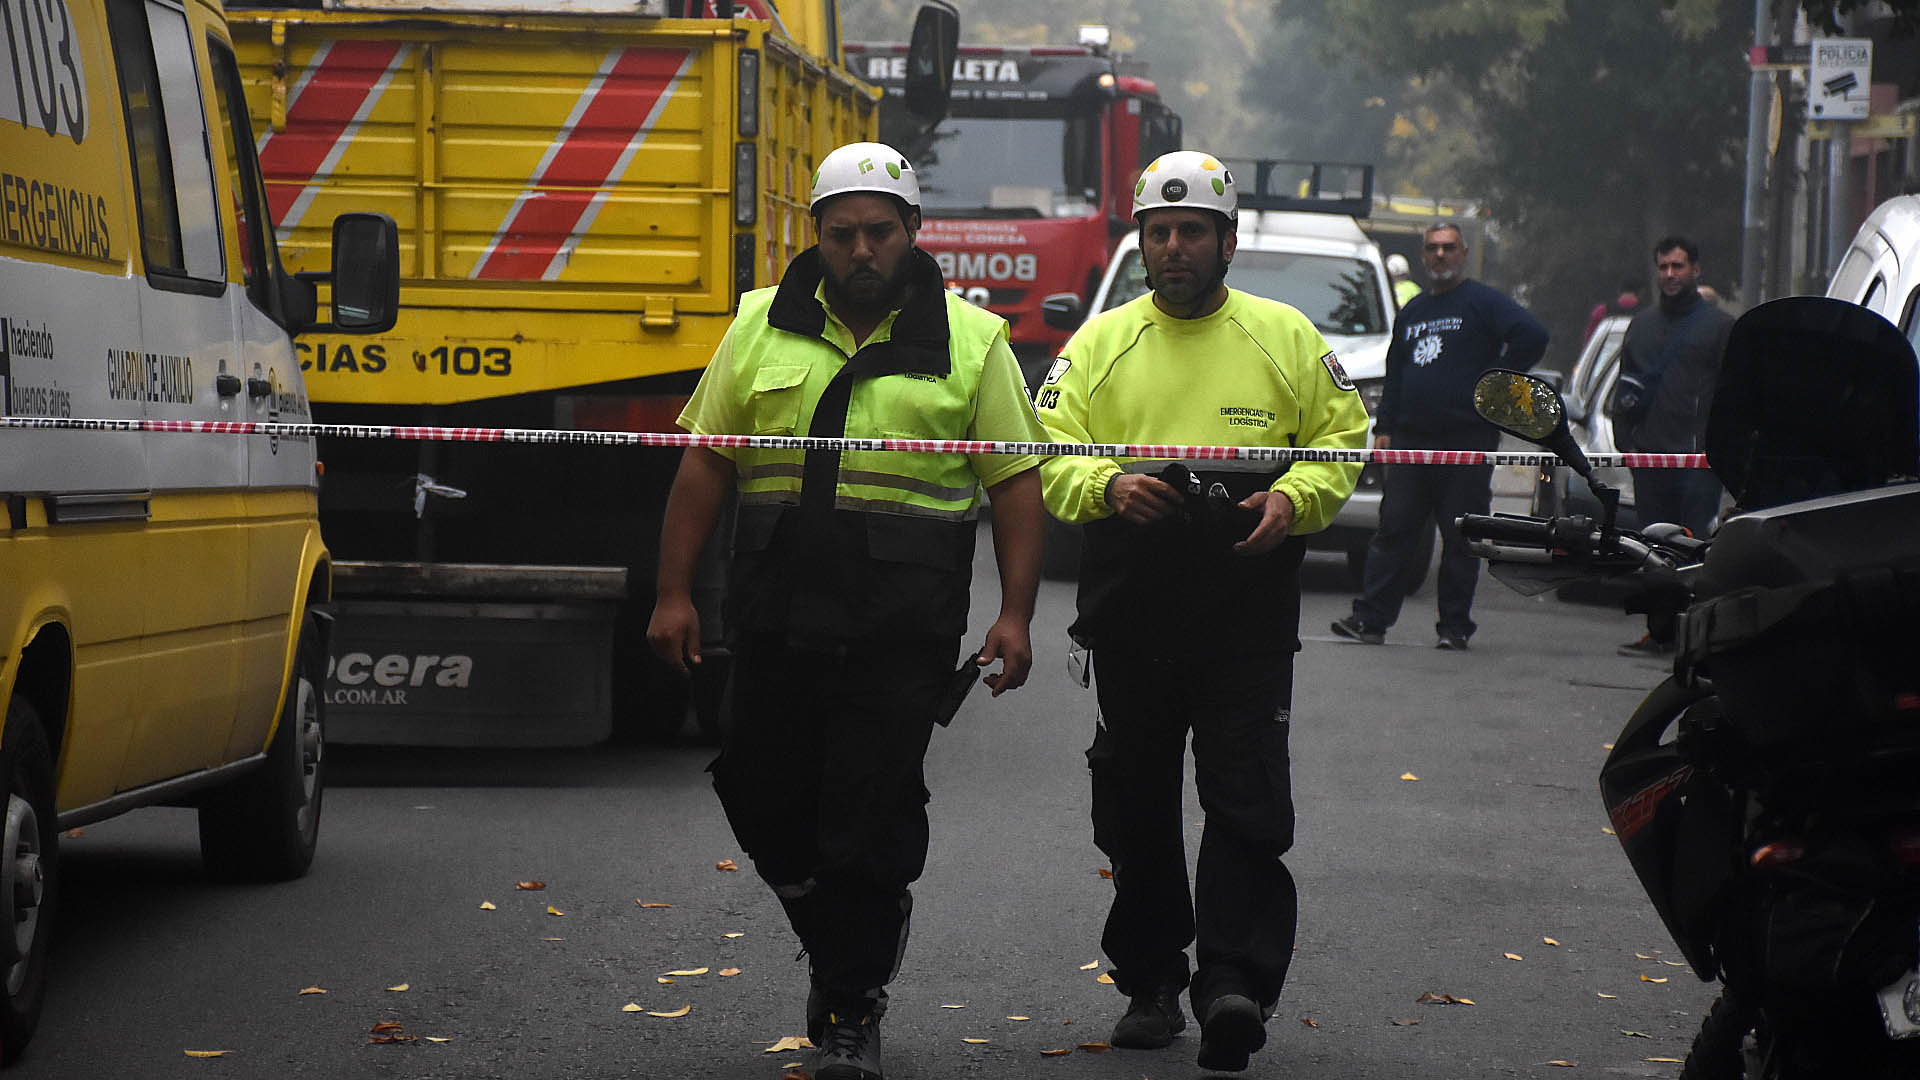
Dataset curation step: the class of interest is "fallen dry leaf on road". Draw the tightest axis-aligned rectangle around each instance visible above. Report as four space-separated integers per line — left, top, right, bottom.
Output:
1300 1017 1319 1028
1006 1016 1029 1021
1543 937 1561 946
716 859 739 871
1400 772 1420 781
516 881 546 891
1095 973 1114 984
720 968 741 977
1661 960 1687 967
1646 1057 1682 1063
1597 993 1618 999
638 901 671 908
1639 975 1668 984
649 1005 692 1018
479 901 496 911
424 1037 453 1043
1077 1042 1111 1052
1602 827 1616 835
961 1038 988 1044
763 1036 813 1053
724 932 745 938
1416 993 1475 1005
183 1050 230 1058
547 906 565 917
1505 953 1524 961
298 986 326 996
1098 868 1113 878
371 1022 405 1034
666 967 709 977
657 978 674 984
940 1004 965 1009
1040 1048 1073 1056
386 983 410 992
782 1071 809 1080
544 937 563 942
1621 1030 1651 1038
1390 1018 1420 1027
1546 1060 1576 1067
623 1003 644 1012
371 1034 418 1044
1635 952 1654 959
1078 961 1100 971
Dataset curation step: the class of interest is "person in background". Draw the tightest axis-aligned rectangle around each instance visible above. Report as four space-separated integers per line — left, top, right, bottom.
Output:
1332 221 1550 651
1613 235 1734 657
1035 150 1367 1074
1584 277 1642 345
647 141 1048 1080
1387 252 1421 307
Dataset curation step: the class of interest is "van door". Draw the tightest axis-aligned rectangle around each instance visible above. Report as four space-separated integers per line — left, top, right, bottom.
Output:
206 37 313 760
102 0 248 788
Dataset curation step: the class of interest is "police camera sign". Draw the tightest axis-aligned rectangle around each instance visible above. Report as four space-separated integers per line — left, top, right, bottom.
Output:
1809 38 1871 121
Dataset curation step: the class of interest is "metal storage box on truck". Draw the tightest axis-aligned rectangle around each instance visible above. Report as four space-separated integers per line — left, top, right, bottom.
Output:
224 0 954 745
1 0 397 1058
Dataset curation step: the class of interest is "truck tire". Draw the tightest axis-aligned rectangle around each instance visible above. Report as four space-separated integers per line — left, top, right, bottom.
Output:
0 696 57 1064
199 611 326 882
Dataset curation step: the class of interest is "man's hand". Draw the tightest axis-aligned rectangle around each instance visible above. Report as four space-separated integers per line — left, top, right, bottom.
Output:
1233 489 1297 555
1105 472 1181 524
646 596 701 674
974 613 1033 696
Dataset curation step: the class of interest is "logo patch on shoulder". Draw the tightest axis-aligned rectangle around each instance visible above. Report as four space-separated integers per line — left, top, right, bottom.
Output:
1320 351 1355 392
1043 356 1071 385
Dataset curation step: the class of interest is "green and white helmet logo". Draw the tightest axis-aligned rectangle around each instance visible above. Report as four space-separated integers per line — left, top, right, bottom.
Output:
810 141 922 213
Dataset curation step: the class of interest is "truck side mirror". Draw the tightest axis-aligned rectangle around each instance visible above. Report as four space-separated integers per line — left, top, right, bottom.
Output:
297 213 401 335
904 2 958 123
1041 292 1084 332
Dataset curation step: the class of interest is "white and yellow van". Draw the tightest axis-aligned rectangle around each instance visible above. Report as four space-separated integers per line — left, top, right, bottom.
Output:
0 0 396 1059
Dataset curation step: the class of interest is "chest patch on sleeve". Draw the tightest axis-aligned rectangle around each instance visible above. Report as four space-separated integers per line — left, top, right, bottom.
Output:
1320 351 1356 391
1042 356 1071 386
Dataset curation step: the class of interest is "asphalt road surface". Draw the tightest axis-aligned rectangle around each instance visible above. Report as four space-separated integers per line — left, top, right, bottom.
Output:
19 537 1714 1079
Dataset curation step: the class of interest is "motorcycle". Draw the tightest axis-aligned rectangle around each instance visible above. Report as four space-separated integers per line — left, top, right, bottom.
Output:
1457 296 1920 1078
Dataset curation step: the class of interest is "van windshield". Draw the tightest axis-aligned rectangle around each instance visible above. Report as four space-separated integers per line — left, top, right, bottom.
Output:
914 116 1100 218
1102 249 1389 335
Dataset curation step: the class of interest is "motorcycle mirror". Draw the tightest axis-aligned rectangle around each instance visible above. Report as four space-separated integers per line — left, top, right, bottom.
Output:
1472 369 1595 481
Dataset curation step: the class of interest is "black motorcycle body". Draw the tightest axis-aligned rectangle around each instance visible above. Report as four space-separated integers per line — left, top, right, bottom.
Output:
1463 297 1920 1078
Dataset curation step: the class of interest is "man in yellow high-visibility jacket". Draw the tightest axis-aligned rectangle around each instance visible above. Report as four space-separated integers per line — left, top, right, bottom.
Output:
1035 150 1368 1074
647 141 1047 1080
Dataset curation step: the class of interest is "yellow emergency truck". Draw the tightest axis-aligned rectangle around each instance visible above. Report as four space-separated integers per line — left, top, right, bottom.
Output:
223 0 954 746
0 0 397 1057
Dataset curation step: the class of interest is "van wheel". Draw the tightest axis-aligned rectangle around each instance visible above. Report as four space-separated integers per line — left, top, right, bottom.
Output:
200 612 325 882
0 696 57 1063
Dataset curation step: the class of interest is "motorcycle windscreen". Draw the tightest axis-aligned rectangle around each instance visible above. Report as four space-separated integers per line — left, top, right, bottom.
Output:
1599 679 1733 978
1707 295 1919 513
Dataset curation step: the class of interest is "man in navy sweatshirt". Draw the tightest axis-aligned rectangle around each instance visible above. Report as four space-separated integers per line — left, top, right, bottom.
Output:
1332 222 1550 650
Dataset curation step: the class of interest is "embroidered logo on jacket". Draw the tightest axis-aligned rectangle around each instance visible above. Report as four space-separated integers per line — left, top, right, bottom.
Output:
1320 351 1355 391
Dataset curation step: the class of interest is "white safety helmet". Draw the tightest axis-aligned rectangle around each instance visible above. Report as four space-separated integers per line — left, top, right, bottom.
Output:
810 141 921 217
1133 150 1237 226
1386 252 1411 277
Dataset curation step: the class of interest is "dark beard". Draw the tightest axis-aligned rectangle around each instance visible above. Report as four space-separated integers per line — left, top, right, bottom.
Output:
822 258 912 321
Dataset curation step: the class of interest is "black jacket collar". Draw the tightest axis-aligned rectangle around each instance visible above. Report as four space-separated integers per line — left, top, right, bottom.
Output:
766 246 952 377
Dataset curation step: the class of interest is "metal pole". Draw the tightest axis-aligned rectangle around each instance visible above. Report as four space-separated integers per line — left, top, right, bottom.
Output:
1740 0 1770 306
1828 120 1852 278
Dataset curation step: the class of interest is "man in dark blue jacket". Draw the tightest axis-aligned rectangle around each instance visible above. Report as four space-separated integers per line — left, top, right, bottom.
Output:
1332 221 1549 650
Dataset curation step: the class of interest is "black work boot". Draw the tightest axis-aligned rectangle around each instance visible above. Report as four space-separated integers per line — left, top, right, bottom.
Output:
806 983 827 1044
1110 983 1187 1049
815 1009 883 1080
1196 993 1267 1072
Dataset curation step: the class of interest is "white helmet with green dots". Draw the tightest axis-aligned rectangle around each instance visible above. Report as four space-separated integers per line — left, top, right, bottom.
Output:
810 141 921 218
1133 150 1237 226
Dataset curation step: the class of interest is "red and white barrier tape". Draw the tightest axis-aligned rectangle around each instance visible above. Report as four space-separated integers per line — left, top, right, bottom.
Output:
0 416 1710 469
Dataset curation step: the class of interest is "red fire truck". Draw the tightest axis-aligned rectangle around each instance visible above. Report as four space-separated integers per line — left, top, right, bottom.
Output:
844 32 1182 381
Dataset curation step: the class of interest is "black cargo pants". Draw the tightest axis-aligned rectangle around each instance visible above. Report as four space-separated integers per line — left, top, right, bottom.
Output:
1087 644 1298 1018
709 633 951 1015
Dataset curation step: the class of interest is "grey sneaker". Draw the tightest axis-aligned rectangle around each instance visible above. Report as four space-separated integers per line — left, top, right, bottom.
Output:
1436 632 1470 651
1196 994 1267 1072
815 1010 883 1080
1110 983 1187 1049
1331 615 1385 645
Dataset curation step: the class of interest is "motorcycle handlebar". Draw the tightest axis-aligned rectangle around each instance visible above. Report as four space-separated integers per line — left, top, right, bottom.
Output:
1456 513 1659 566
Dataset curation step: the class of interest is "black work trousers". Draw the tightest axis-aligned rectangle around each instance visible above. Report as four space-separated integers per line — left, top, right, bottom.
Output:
1353 461 1493 640
1088 645 1297 1017
709 633 951 1015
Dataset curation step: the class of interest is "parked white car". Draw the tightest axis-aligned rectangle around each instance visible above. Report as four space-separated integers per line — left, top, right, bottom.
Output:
1827 194 1920 356
1073 211 1425 584
1532 313 1640 525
